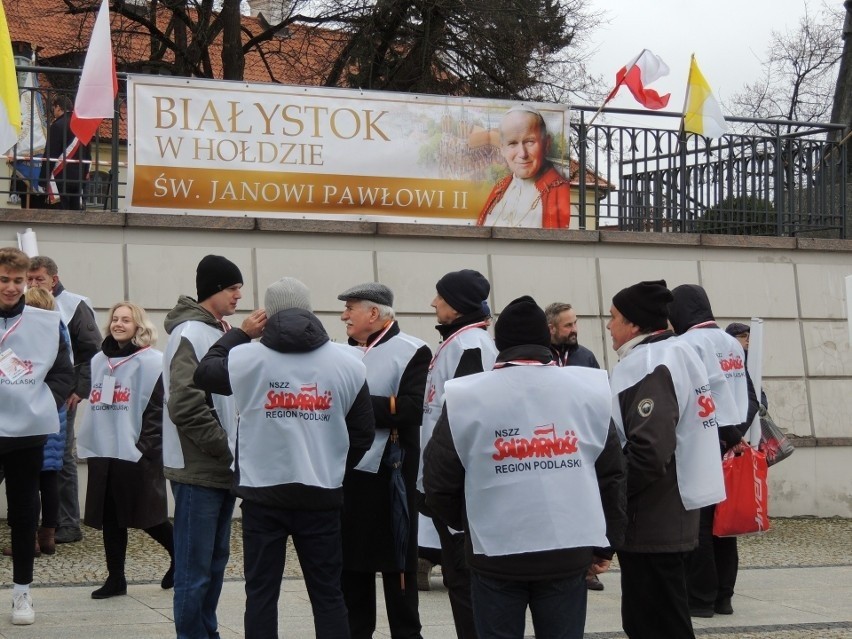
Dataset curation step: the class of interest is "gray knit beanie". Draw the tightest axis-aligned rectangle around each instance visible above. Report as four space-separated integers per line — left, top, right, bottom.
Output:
264 277 312 315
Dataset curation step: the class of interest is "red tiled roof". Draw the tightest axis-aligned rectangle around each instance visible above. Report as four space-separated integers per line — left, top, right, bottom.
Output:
5 1 343 83
5 1 346 141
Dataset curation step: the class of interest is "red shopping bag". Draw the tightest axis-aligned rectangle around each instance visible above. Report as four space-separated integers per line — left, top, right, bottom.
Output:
713 444 770 537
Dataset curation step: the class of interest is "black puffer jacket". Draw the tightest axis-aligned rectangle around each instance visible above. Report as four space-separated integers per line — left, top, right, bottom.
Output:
550 342 600 368
614 331 701 553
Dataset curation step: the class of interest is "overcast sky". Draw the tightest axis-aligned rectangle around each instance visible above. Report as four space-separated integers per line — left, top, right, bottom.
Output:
583 0 832 118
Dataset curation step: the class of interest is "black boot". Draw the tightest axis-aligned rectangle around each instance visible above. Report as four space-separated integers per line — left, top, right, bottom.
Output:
91 574 127 599
161 560 175 590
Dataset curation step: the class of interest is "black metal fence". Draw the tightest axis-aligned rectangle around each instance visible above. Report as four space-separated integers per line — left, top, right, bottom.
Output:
574 106 848 237
4 66 849 237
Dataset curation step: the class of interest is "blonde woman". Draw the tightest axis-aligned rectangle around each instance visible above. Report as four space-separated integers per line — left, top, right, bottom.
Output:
77 302 174 599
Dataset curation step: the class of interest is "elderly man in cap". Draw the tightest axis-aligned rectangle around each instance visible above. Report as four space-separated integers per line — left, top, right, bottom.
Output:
195 277 375 639
419 269 497 639
607 280 725 639
337 282 432 639
424 295 625 639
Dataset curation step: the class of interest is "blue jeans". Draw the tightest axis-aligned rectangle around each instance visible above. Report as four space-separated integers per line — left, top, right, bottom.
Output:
171 481 236 639
470 570 588 639
241 500 349 639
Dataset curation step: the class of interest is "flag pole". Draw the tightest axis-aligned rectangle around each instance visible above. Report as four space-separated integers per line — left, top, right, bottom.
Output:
675 53 696 157
678 53 695 141
674 54 695 231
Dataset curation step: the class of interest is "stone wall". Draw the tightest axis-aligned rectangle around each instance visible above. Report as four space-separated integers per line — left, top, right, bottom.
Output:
1 209 850 517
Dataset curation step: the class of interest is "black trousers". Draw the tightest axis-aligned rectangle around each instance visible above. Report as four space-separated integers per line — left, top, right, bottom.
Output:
242 501 349 639
101 479 174 577
687 504 738 608
39 470 59 528
342 569 422 639
618 550 695 639
1 444 43 585
434 520 477 639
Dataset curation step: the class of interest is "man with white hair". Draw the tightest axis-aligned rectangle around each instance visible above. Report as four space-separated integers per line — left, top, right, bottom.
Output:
195 277 375 638
338 282 431 639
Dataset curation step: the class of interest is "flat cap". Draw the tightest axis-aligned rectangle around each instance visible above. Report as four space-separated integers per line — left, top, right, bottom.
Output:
337 282 394 307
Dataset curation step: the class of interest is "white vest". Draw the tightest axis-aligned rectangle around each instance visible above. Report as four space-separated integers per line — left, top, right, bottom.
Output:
349 330 427 473
419 324 497 491
445 365 611 556
228 341 367 489
677 328 749 427
0 306 61 437
53 289 95 326
162 320 237 470
610 338 725 510
54 290 95 365
77 348 162 462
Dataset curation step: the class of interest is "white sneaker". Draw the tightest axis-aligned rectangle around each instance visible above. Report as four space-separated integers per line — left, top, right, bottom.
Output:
12 591 34 625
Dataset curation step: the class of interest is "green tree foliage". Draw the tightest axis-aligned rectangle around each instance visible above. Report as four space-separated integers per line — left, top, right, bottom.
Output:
322 0 599 101
695 195 778 236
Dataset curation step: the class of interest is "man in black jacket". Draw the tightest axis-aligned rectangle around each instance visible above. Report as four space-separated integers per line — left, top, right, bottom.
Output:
46 95 90 211
338 282 431 639
419 269 497 639
545 301 605 592
424 296 625 639
545 302 601 369
607 280 724 639
669 285 760 618
194 277 374 639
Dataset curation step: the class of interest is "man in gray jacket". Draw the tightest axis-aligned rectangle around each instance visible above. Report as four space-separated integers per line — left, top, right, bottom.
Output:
162 255 265 639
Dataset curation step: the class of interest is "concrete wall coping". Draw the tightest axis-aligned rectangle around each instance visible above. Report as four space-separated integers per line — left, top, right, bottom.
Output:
4 208 851 251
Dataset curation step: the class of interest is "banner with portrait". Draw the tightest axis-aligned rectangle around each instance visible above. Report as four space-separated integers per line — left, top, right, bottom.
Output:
126 75 577 227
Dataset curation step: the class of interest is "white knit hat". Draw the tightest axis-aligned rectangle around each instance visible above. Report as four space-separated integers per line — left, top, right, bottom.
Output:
264 277 312 315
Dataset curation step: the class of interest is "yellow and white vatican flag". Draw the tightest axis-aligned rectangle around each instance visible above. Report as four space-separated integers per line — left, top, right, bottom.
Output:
0 0 21 155
683 55 728 139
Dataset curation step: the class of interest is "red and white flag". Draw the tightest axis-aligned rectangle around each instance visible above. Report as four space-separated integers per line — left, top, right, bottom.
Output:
606 49 671 110
70 0 117 145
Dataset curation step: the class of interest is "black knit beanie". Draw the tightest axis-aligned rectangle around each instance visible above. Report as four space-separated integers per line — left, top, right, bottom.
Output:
196 255 243 303
612 280 672 331
495 295 551 351
435 269 490 315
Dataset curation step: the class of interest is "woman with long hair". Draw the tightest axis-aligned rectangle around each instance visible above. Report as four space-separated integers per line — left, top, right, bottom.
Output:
77 301 174 598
